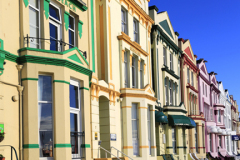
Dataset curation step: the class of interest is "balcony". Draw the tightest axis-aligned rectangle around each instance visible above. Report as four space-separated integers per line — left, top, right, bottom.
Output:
71 132 85 159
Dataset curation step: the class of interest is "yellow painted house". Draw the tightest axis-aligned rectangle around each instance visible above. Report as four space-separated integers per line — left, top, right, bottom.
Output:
0 0 95 160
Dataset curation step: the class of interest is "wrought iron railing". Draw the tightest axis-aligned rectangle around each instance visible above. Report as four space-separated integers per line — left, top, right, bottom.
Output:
0 145 18 160
24 35 87 59
71 132 85 159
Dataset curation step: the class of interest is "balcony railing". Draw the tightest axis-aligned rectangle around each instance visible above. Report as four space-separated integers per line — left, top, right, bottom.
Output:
189 109 200 116
24 35 87 58
71 132 85 159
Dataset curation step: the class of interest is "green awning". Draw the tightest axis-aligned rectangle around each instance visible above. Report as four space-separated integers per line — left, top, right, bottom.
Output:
168 115 196 129
155 111 168 124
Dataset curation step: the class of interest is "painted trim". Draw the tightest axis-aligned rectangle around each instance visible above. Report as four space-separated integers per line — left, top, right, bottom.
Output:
17 55 92 78
121 106 132 108
23 0 29 7
108 6 112 80
68 54 83 64
163 109 187 114
123 146 133 149
138 107 148 109
0 52 5 75
81 144 90 148
18 47 89 65
53 80 70 85
91 0 95 72
78 20 83 38
99 5 105 80
54 144 71 148
139 146 149 148
44 0 50 19
80 87 89 90
177 146 187 148
161 66 179 79
64 11 70 31
68 0 88 11
0 49 18 62
23 144 39 148
0 39 4 50
21 78 38 81
166 147 173 149
120 93 157 102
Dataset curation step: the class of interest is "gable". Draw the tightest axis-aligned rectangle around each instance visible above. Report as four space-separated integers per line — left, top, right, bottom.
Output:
159 20 173 39
63 47 89 68
200 65 206 74
184 47 193 60
212 77 217 85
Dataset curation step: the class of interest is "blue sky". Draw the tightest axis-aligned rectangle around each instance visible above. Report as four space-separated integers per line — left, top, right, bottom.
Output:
149 0 240 110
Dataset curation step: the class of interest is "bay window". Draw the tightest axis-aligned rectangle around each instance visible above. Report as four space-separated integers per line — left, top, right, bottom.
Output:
209 134 212 152
195 127 198 153
132 103 139 156
169 81 172 105
219 136 221 148
187 68 190 84
191 71 193 86
218 110 221 123
165 78 168 105
29 0 40 48
124 51 129 88
163 47 167 66
147 106 151 155
140 60 144 89
170 53 173 70
132 56 138 88
38 75 53 158
172 127 176 154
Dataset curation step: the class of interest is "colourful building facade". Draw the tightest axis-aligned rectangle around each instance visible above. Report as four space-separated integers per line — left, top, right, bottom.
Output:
0 0 94 160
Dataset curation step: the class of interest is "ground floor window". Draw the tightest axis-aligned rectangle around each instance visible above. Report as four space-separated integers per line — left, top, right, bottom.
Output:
172 127 176 154
209 134 212 152
38 75 53 158
132 103 139 156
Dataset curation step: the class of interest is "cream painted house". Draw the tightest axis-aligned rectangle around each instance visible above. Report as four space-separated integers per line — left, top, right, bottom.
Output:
0 0 94 160
91 0 157 159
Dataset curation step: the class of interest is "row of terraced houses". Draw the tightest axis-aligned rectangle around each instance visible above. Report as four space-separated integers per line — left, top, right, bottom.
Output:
0 0 240 160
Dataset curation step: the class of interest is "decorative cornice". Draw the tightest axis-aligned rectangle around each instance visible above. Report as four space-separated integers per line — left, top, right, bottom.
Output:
199 73 211 85
152 25 182 56
210 84 220 94
182 54 199 73
161 66 179 79
120 0 154 26
163 108 187 114
187 83 198 93
120 93 157 102
117 32 149 57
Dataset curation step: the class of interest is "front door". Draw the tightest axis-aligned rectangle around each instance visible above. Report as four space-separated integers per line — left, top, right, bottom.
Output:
70 79 82 159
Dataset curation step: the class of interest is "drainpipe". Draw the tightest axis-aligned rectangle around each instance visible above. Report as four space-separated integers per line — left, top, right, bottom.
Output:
0 64 24 160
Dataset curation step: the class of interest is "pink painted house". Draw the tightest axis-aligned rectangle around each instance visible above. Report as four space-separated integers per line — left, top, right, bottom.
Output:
197 59 227 159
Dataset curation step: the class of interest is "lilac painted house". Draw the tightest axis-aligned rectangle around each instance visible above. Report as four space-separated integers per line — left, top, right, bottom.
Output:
197 59 227 159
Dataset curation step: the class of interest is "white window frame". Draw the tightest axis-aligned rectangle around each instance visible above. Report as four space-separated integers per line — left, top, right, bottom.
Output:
163 47 167 66
49 2 62 51
38 75 54 160
124 51 129 88
147 106 151 155
29 0 40 48
121 8 128 35
140 60 144 89
68 15 75 48
172 127 176 154
70 79 83 159
165 78 168 105
132 103 139 156
133 18 139 43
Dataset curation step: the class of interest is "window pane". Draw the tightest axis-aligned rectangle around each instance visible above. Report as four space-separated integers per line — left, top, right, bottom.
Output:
29 7 39 48
50 23 58 51
132 103 139 155
50 5 60 21
39 103 53 157
69 16 74 29
69 30 74 48
70 84 79 109
70 113 78 132
38 75 52 101
29 0 38 8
